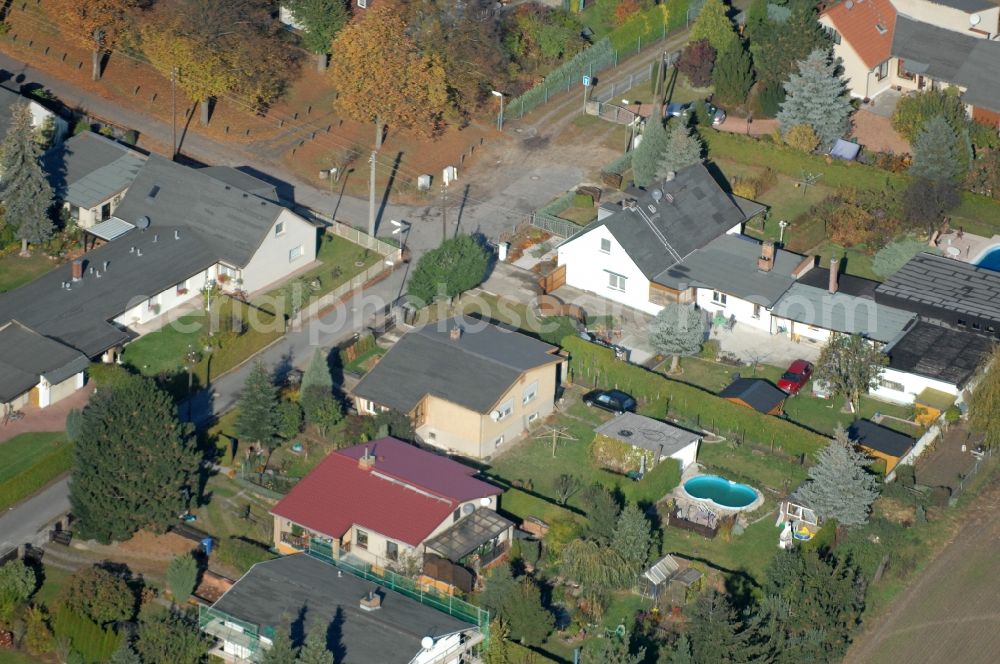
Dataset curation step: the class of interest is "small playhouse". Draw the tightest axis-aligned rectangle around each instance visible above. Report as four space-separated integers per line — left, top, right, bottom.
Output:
776 500 819 549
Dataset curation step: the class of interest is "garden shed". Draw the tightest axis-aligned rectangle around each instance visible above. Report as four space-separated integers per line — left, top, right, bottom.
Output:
719 378 786 415
637 554 703 604
592 412 702 473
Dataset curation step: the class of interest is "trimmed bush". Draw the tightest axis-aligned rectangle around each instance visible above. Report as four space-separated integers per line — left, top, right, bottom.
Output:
563 335 828 457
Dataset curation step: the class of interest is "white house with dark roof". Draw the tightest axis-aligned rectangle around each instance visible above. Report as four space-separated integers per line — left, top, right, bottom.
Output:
0 321 89 410
0 85 69 148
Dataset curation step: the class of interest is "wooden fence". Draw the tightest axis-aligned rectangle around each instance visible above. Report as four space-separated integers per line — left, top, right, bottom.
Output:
327 221 402 260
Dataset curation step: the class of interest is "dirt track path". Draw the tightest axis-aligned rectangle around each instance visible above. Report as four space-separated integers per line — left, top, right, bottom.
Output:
846 470 1000 664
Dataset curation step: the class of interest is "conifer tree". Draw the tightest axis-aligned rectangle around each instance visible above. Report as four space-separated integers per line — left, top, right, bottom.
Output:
70 375 199 544
909 115 964 183
166 554 199 604
236 362 282 462
712 40 754 106
777 49 851 149
666 634 694 664
296 628 333 664
301 349 334 394
632 117 670 188
583 484 620 544
690 0 737 54
0 102 54 256
656 122 703 179
261 626 299 664
686 591 749 663
793 426 880 526
110 640 141 664
584 631 645 664
612 503 653 575
648 303 704 374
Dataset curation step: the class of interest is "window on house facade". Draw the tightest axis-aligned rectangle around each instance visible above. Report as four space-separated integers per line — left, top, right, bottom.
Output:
68 205 80 220
600 238 611 254
386 540 398 561
362 400 378 414
712 291 727 306
957 319 967 327
497 398 514 421
219 264 238 279
100 202 112 221
523 381 538 404
356 529 369 550
275 221 285 236
527 412 539 423
607 271 626 292
875 59 889 80
289 245 304 262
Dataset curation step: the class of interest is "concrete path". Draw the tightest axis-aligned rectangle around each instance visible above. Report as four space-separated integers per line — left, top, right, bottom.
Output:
0 384 93 443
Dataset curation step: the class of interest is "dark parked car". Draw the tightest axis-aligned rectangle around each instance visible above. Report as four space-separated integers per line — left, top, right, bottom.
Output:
665 99 726 126
583 389 637 414
777 359 814 395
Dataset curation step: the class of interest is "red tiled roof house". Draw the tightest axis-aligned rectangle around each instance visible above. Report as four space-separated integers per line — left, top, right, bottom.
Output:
271 437 512 591
819 0 897 100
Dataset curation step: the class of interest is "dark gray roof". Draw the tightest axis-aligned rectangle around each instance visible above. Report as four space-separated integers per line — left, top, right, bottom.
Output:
564 163 756 280
0 321 89 401
594 412 701 456
773 283 915 343
0 225 216 357
848 419 915 458
199 166 279 203
924 0 996 11
43 132 146 209
424 508 514 562
656 234 803 306
211 555 475 663
875 253 1000 326
798 266 878 299
352 318 560 414
884 319 993 386
112 155 287 267
893 16 1000 113
719 378 786 413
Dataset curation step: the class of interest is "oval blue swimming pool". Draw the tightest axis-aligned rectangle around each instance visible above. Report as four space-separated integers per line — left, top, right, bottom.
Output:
683 475 758 509
976 246 1000 272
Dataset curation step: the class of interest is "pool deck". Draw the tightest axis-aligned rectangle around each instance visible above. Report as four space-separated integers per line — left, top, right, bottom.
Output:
934 229 1000 264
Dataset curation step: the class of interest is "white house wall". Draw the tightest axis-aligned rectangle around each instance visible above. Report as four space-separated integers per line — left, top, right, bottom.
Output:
239 209 317 293
695 288 773 332
557 226 661 315
666 441 699 471
114 267 212 329
891 0 1000 38
819 14 893 100
870 367 959 405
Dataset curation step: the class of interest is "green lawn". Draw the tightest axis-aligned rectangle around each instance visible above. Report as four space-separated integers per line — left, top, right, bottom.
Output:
558 205 598 225
35 565 73 607
0 433 72 511
0 251 56 293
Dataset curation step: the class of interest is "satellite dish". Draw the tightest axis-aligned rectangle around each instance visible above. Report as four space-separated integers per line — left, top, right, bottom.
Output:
618 429 634 438
480 497 491 507
136 216 151 230
421 636 434 650
489 410 501 421
651 189 663 203
970 13 981 25
462 503 475 515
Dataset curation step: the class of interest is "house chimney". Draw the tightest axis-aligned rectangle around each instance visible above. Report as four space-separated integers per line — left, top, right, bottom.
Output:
136 248 143 257
450 326 462 341
359 590 382 612
757 241 775 272
153 234 158 243
71 259 84 281
174 230 180 240
358 447 375 471
103 261 110 271
829 258 840 294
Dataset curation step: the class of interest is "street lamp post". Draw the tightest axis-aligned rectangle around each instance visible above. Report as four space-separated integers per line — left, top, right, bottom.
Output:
778 219 789 244
491 90 505 132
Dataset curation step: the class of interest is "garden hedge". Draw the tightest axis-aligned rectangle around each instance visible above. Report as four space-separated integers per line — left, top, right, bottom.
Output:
562 336 828 457
0 442 73 511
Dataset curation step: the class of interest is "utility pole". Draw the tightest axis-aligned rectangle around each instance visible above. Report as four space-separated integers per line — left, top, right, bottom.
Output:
171 65 177 160
368 120 383 236
441 180 448 243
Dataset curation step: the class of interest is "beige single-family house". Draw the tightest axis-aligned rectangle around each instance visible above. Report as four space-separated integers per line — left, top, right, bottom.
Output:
352 318 566 459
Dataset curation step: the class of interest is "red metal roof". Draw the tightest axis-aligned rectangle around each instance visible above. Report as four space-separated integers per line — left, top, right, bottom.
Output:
271 438 500 546
823 0 897 69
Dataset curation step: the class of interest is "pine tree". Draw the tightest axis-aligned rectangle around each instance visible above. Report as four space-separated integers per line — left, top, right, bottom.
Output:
70 375 199 544
632 116 670 187
482 618 511 664
296 628 333 664
584 631 645 664
666 634 694 664
0 102 54 256
690 0 737 54
777 49 852 149
236 362 282 457
583 484 620 544
656 122 703 179
166 554 199 604
506 578 555 646
648 303 703 374
686 591 749 663
301 349 333 394
712 40 754 106
261 627 299 664
793 426 881 526
110 640 142 664
300 350 342 436
612 503 652 575
909 115 964 183
479 563 519 619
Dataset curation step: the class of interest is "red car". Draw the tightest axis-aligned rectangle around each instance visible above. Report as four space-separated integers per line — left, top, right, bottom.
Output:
777 360 814 394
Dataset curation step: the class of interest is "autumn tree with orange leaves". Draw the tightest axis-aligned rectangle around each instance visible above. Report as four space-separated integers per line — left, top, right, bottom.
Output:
48 0 143 81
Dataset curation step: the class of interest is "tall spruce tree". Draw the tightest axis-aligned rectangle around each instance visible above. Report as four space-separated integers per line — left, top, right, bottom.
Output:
260 626 299 664
656 122 703 179
612 503 653 575
583 484 620 544
712 40 754 106
665 634 694 664
793 426 880 526
777 49 851 148
236 362 282 462
909 115 964 183
686 591 749 663
689 0 737 54
166 554 199 604
300 349 341 435
0 102 54 256
296 628 333 664
632 116 670 187
70 375 199 544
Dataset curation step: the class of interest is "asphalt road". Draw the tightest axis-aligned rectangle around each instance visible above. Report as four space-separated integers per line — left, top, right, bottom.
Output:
0 477 68 553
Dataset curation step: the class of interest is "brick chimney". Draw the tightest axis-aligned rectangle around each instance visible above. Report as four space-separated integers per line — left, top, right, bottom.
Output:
358 447 375 471
757 241 775 272
71 259 84 282
828 257 839 294
359 589 382 611
449 325 462 341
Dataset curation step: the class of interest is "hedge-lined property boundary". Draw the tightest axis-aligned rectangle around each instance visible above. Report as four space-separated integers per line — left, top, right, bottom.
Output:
0 441 73 511
563 336 829 457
